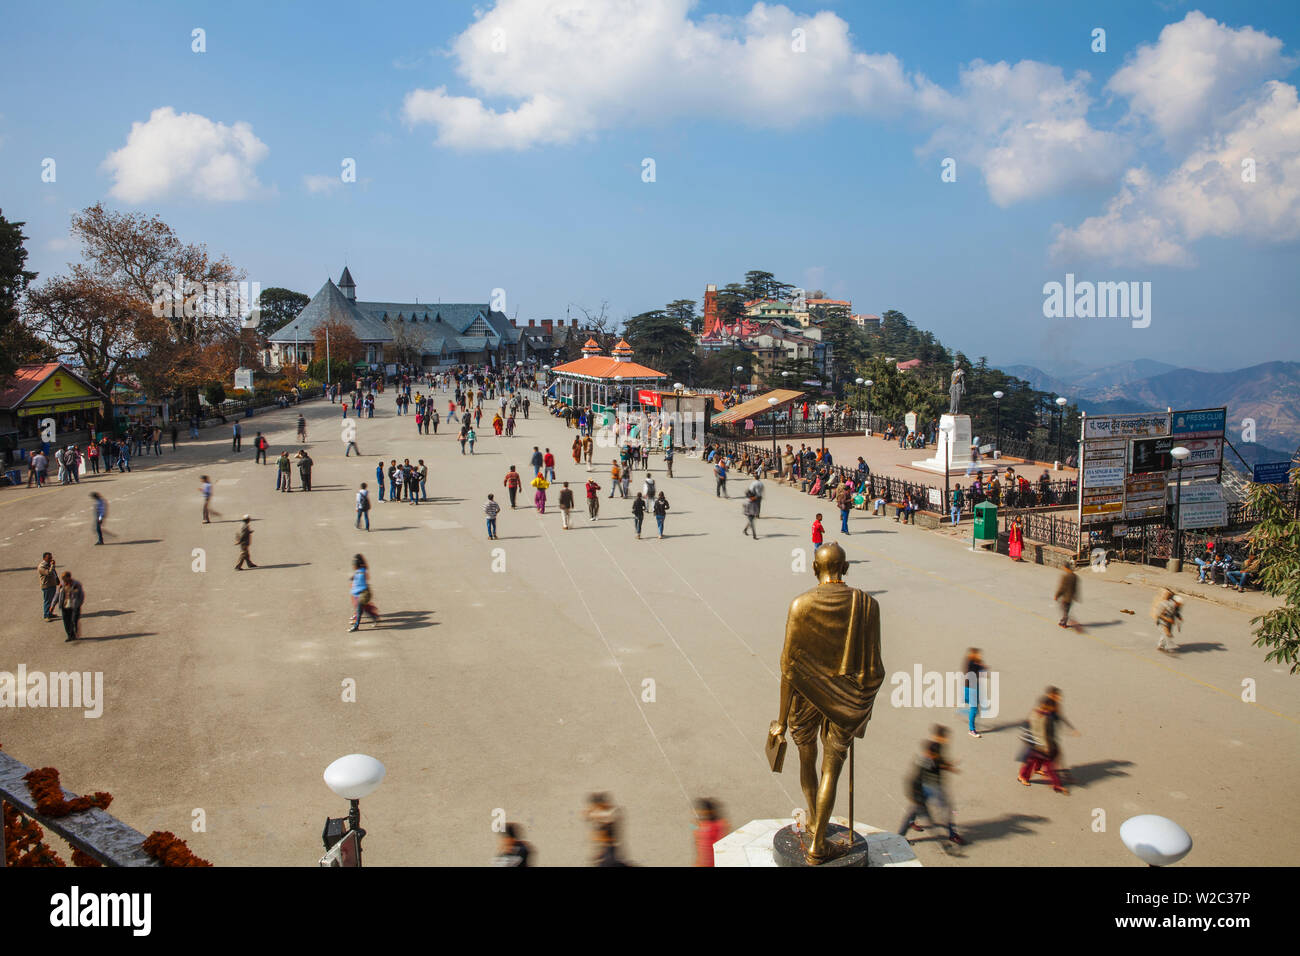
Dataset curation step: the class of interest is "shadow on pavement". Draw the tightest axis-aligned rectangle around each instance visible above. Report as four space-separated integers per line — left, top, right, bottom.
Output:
111 539 163 545
1065 759 1135 788
76 632 158 642
251 563 311 570
81 609 133 618
950 812 1052 844
1170 641 1228 653
378 612 437 631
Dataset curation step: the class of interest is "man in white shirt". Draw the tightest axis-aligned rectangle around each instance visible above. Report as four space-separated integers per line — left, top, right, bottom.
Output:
748 476 765 517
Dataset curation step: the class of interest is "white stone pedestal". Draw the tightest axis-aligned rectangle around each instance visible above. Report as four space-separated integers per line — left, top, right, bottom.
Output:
713 818 921 867
912 414 974 475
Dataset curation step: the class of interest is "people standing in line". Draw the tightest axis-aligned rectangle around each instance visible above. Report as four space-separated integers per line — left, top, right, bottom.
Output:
200 476 213 524
1152 588 1182 653
1054 566 1077 628
558 482 575 529
653 491 669 537
962 647 985 738
1018 696 1068 794
90 492 107 545
898 738 966 844
503 466 522 508
50 570 85 642
255 432 268 464
586 478 601 520
693 798 728 867
356 483 371 530
485 494 501 539
38 553 59 622
234 515 257 569
742 492 760 540
632 492 647 538
349 554 379 632
232 420 242 452
811 513 824 551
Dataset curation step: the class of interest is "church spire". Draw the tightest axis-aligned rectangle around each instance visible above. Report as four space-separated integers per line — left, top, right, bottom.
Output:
338 267 356 302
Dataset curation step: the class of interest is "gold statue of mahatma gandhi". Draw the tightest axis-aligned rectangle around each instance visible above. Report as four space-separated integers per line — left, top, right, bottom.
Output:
769 542 884 864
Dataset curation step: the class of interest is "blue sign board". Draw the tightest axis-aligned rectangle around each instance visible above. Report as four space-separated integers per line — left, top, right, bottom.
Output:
1171 408 1226 436
1253 461 1292 484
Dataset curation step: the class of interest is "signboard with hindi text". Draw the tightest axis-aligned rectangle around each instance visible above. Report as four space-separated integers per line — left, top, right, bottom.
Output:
1083 413 1169 440
1174 483 1228 530
1124 475 1168 520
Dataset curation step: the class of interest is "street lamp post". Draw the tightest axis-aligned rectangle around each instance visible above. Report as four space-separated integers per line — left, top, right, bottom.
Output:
993 390 1004 457
816 402 831 453
1055 396 1069 466
864 379 873 434
322 753 385 867
768 396 779 460
1171 445 1190 571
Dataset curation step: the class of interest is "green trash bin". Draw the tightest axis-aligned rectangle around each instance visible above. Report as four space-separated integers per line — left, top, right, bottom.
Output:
973 501 998 542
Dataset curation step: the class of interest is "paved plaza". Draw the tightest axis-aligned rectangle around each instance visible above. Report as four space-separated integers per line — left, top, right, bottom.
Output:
1 392 1295 866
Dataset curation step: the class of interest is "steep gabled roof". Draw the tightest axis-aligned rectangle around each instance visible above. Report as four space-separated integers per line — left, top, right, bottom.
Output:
267 280 392 343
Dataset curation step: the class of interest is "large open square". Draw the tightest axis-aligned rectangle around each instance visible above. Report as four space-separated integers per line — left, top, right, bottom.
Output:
2 390 1294 866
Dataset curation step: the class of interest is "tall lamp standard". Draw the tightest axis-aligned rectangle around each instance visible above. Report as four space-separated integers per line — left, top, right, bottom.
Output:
1055 396 1069 466
1170 445 1190 572
816 402 831 453
768 396 779 460
864 379 874 435
992 390 1004 456
854 377 864 423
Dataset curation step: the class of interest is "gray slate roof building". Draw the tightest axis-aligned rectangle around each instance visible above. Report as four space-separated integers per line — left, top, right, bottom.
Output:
268 270 524 365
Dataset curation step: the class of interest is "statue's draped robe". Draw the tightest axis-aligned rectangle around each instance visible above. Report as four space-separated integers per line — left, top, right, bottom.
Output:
781 583 884 738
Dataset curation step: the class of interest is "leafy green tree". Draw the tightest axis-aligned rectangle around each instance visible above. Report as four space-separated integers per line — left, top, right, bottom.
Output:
0 210 46 377
256 287 310 337
664 298 698 333
1245 471 1300 673
810 303 867 394
204 382 227 406
624 309 697 382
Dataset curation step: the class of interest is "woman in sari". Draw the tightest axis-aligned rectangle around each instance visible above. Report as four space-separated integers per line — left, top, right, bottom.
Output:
1008 516 1024 561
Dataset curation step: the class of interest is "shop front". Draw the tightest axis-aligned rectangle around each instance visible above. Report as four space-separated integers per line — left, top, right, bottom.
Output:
0 363 107 465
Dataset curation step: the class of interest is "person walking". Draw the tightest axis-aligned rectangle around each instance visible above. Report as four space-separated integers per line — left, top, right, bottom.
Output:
811 513 825 551
620 465 630 498
642 471 656 502
38 553 59 622
115 440 131 473
532 473 549 514
50 571 85 642
234 515 257 569
714 459 728 497
199 476 214 524
1054 566 1078 628
558 482 575 529
950 484 962 525
898 739 966 844
467 426 477 454
1153 588 1182 653
961 647 985 737
503 466 522 508
742 492 760 540
485 494 501 539
430 408 439 434
586 478 601 520
1017 696 1068 794
277 451 293 491
232 420 242 452
356 483 371 530
349 555 379 632
663 442 674 478
255 432 268 464
693 798 729 867
653 491 669 537
632 492 647 538
609 461 621 498
170 423 178 450
86 441 100 475
572 437 582 467
530 447 544 476
747 475 765 517
90 492 107 545
543 448 556 482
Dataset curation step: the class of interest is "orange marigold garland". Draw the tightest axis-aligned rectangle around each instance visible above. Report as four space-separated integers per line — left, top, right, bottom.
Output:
70 848 103 867
3 800 66 867
141 830 213 867
23 767 113 816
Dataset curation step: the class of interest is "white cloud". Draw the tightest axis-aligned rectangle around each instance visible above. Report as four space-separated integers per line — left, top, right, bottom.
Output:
303 173 342 195
402 0 920 150
1055 14 1300 266
918 60 1128 206
1107 10 1293 152
45 237 75 252
102 107 268 203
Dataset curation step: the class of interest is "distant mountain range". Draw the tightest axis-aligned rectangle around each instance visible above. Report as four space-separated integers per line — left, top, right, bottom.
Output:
1001 359 1300 470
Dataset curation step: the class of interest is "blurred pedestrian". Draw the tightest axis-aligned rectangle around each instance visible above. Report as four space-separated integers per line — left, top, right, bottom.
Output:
491 823 532 867
1017 696 1067 794
693 798 728 867
1054 566 1077 628
349 555 379 632
50 571 84 642
234 515 257 569
90 492 107 545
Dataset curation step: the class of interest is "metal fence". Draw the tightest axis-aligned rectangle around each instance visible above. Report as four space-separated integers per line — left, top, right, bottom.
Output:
706 436 1078 519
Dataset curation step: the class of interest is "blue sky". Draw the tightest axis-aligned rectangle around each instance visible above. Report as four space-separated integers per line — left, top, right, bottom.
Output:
2 0 1297 374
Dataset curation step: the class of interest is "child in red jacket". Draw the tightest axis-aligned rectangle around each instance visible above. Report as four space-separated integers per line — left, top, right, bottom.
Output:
812 513 825 550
